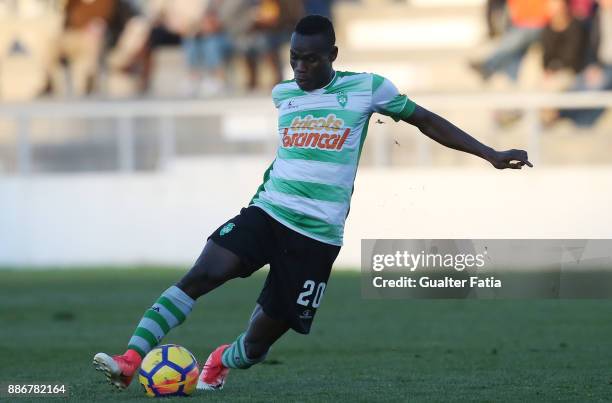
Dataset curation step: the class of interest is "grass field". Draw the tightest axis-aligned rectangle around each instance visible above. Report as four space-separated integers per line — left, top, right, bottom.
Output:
1 268 612 402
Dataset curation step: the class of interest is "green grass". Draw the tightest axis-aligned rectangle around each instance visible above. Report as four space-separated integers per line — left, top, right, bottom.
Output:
1 268 612 402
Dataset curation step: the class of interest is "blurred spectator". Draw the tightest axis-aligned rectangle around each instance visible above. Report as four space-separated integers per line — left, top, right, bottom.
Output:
147 0 205 38
135 0 193 93
261 0 304 87
203 0 249 91
486 0 507 38
217 0 303 91
107 0 139 48
304 0 334 20
57 0 117 96
184 0 233 96
559 0 612 126
471 0 549 83
0 0 63 101
105 1 152 96
149 0 225 97
570 0 597 19
540 0 587 90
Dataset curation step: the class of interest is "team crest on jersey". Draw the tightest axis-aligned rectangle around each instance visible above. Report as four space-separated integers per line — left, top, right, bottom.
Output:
220 223 235 236
336 91 348 108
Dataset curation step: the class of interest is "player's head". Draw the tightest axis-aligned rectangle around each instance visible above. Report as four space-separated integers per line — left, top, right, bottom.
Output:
290 15 338 91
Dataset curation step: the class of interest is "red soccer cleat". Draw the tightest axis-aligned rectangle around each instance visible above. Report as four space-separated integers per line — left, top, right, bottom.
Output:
93 350 141 389
197 344 230 391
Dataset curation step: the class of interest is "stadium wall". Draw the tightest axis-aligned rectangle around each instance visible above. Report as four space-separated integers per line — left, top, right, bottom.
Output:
1 158 611 269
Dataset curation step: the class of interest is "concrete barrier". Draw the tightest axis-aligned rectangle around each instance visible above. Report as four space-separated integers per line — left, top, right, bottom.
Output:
1 158 611 268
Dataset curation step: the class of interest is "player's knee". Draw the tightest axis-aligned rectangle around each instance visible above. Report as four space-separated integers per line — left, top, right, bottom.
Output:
176 266 231 299
195 263 235 285
200 266 230 286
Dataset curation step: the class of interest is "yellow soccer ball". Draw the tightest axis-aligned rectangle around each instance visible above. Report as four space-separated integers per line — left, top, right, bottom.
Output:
138 344 199 397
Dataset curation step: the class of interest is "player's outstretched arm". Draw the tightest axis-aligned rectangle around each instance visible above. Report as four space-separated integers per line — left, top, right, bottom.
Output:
403 104 533 169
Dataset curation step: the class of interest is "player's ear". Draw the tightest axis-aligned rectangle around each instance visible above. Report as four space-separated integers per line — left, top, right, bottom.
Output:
329 46 338 62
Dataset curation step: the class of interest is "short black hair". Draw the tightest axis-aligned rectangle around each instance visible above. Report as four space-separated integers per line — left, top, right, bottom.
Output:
294 15 336 46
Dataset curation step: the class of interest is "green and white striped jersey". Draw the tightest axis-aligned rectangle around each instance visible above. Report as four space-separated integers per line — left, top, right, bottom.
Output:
250 71 416 245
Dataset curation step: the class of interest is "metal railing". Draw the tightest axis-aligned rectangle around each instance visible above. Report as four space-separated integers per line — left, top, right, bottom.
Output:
1 91 612 175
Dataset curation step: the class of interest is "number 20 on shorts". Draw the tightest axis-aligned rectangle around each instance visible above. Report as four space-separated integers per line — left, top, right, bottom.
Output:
296 280 326 308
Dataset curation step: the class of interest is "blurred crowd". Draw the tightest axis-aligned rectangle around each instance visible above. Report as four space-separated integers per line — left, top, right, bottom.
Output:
0 0 335 100
2 0 612 128
473 0 612 126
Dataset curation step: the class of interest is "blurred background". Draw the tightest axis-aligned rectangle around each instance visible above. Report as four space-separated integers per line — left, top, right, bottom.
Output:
1 0 611 268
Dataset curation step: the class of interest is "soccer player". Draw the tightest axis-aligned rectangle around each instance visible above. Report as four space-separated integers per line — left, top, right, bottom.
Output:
93 15 532 391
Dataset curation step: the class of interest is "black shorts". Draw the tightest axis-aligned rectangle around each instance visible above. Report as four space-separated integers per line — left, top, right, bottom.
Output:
208 205 340 334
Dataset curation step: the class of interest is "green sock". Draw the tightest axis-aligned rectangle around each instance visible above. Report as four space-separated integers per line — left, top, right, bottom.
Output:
221 333 266 369
127 286 195 358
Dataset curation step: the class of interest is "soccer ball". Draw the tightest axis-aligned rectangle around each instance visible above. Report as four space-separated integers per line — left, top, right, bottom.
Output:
138 344 199 397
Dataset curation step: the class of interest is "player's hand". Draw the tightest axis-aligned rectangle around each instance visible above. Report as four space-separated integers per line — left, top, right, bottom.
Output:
487 149 533 170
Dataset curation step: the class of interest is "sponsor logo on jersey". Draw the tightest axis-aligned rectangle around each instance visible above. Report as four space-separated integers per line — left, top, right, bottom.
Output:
282 128 350 151
282 113 351 151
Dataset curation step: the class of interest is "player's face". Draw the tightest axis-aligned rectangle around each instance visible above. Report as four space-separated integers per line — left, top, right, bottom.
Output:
290 33 338 91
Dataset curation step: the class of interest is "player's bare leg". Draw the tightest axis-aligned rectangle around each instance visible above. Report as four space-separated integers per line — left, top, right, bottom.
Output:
176 240 247 300
93 240 250 389
244 304 290 359
198 304 290 390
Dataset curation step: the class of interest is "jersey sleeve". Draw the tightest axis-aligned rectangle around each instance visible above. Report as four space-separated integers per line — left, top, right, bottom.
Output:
271 84 282 109
370 74 416 121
